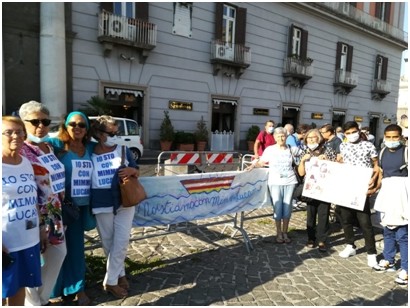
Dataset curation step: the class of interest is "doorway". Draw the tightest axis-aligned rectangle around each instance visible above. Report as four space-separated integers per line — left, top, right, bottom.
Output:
281 106 300 128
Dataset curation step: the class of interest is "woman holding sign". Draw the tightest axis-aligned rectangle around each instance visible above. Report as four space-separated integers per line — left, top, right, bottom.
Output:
19 101 67 306
47 111 94 306
2 116 42 306
90 115 139 299
297 129 337 252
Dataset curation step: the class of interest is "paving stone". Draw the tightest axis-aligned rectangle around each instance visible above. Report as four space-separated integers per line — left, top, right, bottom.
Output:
81 164 408 306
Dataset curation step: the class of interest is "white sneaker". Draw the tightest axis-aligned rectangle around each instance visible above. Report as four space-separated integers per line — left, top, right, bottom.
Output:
395 270 408 285
373 259 396 272
367 254 377 268
339 244 356 258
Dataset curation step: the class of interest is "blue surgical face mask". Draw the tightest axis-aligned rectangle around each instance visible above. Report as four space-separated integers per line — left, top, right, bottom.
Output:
384 140 401 149
27 133 49 144
267 127 274 134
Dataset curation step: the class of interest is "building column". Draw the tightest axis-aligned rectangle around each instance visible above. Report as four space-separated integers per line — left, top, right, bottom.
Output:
40 3 67 119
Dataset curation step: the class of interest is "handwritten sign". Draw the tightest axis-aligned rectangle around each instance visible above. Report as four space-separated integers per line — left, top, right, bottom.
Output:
37 153 65 193
71 160 92 197
302 159 372 211
133 168 272 227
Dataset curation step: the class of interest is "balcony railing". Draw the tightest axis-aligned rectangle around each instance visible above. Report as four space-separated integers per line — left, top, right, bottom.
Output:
333 69 358 94
98 11 157 49
282 56 313 87
371 79 391 100
210 40 251 67
283 57 314 77
372 79 391 93
334 69 358 86
311 3 408 43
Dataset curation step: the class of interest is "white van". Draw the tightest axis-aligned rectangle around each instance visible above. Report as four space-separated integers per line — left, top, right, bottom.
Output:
88 116 144 162
50 116 144 162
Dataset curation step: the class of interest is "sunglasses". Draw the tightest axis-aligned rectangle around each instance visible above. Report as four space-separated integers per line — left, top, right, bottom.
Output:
25 119 52 127
98 129 118 137
67 122 87 129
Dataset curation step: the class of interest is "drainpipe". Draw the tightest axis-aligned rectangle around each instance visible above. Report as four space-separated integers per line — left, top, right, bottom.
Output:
40 3 67 120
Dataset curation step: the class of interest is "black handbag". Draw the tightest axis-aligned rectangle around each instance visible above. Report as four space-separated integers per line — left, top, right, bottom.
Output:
61 199 80 225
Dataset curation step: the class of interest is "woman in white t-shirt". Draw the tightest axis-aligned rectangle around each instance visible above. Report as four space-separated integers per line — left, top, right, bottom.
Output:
250 127 298 243
2 116 42 306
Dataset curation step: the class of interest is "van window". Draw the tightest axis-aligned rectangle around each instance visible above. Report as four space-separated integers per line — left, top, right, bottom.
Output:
116 120 126 136
126 120 139 135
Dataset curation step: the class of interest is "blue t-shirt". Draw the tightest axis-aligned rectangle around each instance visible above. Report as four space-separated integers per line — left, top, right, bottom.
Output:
380 145 408 178
47 138 95 206
286 134 300 147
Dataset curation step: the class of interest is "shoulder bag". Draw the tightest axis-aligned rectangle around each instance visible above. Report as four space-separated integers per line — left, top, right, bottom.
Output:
119 146 147 207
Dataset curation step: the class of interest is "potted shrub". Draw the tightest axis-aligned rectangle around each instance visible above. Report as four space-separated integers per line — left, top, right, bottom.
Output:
246 125 260 152
194 116 209 151
175 131 195 151
159 110 175 151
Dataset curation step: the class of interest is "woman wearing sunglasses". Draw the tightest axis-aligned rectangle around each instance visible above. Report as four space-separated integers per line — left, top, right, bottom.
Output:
89 115 139 298
46 111 94 306
18 101 67 306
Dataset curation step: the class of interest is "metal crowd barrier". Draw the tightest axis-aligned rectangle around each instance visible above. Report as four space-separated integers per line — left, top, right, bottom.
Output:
85 150 261 253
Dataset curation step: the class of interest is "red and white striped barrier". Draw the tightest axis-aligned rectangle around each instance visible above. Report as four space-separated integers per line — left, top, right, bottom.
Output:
170 153 201 164
206 153 233 164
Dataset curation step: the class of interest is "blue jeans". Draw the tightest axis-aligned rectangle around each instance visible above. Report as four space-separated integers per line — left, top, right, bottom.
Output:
383 225 408 272
269 184 296 220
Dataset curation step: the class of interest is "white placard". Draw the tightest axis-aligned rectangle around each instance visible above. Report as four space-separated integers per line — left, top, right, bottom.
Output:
302 159 372 211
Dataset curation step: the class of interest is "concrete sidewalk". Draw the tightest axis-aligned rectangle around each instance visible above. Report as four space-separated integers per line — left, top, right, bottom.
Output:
78 164 407 306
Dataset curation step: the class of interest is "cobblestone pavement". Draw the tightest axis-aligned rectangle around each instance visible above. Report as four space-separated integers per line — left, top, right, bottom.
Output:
78 163 408 306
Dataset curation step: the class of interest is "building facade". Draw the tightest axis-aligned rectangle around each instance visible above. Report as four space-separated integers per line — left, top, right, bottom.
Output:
2 2 407 149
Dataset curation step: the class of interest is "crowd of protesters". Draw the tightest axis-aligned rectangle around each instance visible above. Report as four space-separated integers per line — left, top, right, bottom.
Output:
2 101 408 306
249 120 408 286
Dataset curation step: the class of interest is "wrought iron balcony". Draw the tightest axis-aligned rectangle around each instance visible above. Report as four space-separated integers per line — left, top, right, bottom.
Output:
210 40 251 76
371 79 391 100
282 56 314 87
98 11 157 56
333 69 358 94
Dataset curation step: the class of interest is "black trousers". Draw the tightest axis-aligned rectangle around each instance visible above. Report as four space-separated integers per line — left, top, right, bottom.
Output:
306 199 330 243
339 197 377 255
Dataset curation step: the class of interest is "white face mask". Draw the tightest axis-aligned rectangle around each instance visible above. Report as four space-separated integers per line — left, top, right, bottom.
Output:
267 127 274 134
27 133 49 144
346 132 360 143
104 136 118 147
307 143 319 151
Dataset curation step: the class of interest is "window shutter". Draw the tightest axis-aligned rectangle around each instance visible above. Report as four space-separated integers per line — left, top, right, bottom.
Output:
235 7 247 45
346 45 353 72
101 2 113 12
374 55 382 79
300 29 308 60
375 3 381 19
381 57 388 80
287 24 294 56
215 3 223 41
384 3 391 23
136 2 149 21
335 42 342 69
